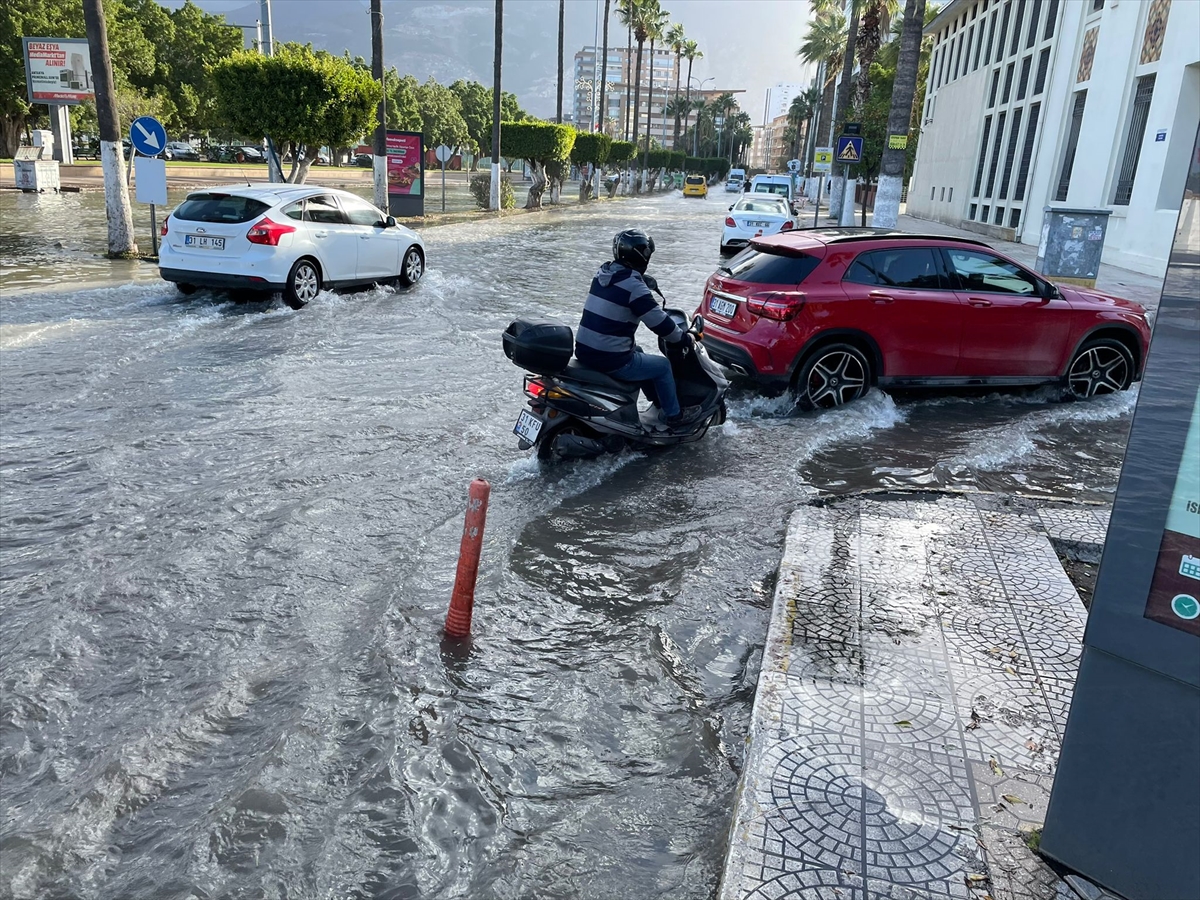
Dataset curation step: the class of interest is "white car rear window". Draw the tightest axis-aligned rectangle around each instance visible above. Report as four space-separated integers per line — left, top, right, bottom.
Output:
174 193 271 223
736 199 788 215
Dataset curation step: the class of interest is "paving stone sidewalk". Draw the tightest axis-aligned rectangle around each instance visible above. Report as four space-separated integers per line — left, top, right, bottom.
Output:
719 493 1109 900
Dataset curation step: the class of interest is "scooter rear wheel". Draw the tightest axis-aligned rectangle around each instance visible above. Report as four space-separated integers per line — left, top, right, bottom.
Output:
537 420 606 462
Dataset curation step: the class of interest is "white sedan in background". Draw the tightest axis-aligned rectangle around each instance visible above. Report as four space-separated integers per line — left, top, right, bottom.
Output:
720 194 795 255
158 185 425 308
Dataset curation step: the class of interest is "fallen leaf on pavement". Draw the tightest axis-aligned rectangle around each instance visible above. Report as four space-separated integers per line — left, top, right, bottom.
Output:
1002 794 1024 804
989 757 1005 776
895 720 912 728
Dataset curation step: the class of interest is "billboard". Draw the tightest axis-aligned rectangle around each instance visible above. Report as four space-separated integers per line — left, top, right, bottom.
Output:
24 38 93 105
386 131 423 196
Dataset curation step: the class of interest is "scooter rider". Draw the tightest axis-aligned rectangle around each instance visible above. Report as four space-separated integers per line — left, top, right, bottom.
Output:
574 229 699 428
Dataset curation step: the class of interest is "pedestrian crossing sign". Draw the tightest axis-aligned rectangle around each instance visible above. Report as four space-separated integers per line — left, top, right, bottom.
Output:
836 135 863 163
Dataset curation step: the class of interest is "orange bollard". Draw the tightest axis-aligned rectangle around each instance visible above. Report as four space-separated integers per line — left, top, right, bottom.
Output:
444 478 491 639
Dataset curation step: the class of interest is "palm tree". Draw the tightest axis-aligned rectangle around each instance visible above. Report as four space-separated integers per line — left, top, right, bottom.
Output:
874 0 927 227
689 96 707 155
788 93 809 161
598 0 611 137
665 94 691 147
642 5 670 183
682 39 702 151
665 23 686 148
797 9 847 150
617 0 637 140
857 0 900 105
830 0 862 219
556 0 565 123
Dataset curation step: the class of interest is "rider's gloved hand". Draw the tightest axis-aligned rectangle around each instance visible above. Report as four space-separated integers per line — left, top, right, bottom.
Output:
672 332 695 354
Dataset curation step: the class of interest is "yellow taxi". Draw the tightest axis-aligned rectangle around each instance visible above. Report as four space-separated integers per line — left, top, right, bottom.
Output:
682 174 708 198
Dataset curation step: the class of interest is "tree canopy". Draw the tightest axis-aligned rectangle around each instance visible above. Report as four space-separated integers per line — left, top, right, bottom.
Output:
211 44 379 181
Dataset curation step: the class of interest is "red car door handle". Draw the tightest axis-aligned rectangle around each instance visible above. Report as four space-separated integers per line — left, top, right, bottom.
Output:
869 291 895 304
968 298 993 307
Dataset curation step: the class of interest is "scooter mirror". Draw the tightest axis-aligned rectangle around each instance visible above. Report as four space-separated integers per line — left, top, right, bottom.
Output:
692 315 705 336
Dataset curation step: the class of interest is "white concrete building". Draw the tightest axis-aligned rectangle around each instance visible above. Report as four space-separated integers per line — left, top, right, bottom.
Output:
907 0 1199 276
764 82 812 122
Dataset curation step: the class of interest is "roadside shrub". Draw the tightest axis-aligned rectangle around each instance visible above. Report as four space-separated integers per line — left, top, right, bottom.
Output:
469 173 515 210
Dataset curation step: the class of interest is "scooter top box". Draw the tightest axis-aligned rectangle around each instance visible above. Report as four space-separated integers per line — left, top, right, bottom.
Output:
503 319 573 375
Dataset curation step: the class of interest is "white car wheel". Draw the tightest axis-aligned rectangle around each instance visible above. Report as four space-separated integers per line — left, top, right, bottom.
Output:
399 246 424 286
284 258 321 309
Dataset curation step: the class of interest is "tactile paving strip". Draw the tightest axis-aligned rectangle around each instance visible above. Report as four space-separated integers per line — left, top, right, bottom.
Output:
720 495 1089 900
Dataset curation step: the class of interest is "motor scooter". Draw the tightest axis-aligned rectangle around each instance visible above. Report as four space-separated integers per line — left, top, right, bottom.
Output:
503 305 729 462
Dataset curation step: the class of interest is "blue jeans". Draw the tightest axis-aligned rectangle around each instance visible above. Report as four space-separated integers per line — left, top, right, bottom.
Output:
610 348 680 418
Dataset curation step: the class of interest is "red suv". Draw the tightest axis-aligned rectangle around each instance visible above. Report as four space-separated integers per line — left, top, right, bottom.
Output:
695 229 1151 408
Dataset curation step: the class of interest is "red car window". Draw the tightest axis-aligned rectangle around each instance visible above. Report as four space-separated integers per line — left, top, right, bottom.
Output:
946 249 1040 295
723 250 820 285
845 248 945 290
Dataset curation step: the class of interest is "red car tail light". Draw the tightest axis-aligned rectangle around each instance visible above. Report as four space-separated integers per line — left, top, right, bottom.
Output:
781 220 795 231
246 217 296 246
746 290 806 321
725 216 737 227
160 218 169 237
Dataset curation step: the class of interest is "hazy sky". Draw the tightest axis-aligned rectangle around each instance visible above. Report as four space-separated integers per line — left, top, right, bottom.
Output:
172 0 817 124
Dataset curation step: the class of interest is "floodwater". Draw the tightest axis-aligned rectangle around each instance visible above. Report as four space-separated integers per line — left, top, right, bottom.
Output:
1 189 1144 899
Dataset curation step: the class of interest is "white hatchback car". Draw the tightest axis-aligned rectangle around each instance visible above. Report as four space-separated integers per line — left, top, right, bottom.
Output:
720 194 795 255
158 185 425 308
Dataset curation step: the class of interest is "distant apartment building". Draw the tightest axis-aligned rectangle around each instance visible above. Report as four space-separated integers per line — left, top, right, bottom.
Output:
762 81 814 123
907 0 1199 275
573 45 680 144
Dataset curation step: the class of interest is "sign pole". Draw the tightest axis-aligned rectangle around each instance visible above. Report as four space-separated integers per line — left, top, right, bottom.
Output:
442 158 446 213
814 177 822 227
150 203 157 256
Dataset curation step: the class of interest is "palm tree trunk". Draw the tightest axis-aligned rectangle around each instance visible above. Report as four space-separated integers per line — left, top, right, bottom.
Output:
624 23 632 140
672 51 682 148
829 1 860 221
631 38 644 190
556 0 564 123
874 0 926 228
598 0 610 136
490 0 503 210
684 57 694 152
642 36 654 184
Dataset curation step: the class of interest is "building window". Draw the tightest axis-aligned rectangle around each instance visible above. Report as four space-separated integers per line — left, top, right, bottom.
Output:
1010 0 1025 56
941 186 946 201
1113 74 1156 205
974 18 986 70
1002 62 1015 103
988 69 1001 107
982 204 991 221
973 116 993 195
1044 0 1059 39
970 202 978 218
1055 90 1087 201
956 32 966 80
999 106 1023 198
985 11 998 64
932 185 937 200
948 187 954 202
1026 0 1042 47
1017 55 1032 100
998 2 1012 58
995 205 1006 225
1010 208 1022 228
1092 0 1104 10
1034 48 1051 95
986 111 1007 197
1014 103 1041 200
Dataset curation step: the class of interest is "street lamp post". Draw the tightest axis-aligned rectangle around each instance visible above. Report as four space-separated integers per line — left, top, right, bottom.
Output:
689 76 713 156
715 114 724 160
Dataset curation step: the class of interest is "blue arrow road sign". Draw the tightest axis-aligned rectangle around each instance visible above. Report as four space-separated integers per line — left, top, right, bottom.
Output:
130 116 167 157
836 134 864 163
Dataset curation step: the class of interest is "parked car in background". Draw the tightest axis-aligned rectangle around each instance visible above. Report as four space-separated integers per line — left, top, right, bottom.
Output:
164 141 200 161
207 145 265 164
158 185 426 309
695 229 1150 409
721 194 795 255
683 174 708 198
355 153 374 168
725 168 746 192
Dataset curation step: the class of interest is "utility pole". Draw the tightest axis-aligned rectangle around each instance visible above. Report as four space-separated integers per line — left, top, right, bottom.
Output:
370 0 388 212
490 0 503 210
259 0 274 56
82 0 137 258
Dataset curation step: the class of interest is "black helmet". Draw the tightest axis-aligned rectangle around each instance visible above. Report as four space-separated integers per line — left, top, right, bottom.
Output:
613 229 655 273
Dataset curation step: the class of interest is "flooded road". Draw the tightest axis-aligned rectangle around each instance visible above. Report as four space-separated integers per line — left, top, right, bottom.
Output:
1 192 1140 899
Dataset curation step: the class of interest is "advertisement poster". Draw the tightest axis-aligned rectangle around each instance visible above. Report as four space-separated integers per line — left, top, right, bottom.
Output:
1144 389 1200 636
386 131 423 197
23 38 93 105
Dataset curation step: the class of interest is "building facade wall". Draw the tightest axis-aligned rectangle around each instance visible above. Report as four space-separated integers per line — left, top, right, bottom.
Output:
910 0 1200 276
573 45 680 144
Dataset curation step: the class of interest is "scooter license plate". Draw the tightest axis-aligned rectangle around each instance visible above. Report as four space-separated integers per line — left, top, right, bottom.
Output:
513 410 543 442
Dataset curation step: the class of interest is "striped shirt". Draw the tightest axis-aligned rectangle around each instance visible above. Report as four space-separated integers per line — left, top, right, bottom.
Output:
574 262 683 372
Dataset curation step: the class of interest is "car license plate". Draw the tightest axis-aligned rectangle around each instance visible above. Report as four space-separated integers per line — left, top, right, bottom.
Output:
513 409 543 442
710 296 737 318
184 235 225 250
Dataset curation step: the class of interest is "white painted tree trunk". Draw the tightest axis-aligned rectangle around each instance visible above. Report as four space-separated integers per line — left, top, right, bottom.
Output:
373 156 388 212
490 161 501 210
873 174 903 229
839 178 858 226
100 141 137 257
828 175 845 219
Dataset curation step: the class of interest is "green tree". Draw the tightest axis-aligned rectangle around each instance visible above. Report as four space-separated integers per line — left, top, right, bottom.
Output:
416 77 469 153
665 22 685 148
681 38 701 150
571 130 611 200
797 8 847 163
639 3 670 188
501 120 574 208
211 45 379 182
449 79 528 166
1 0 84 155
